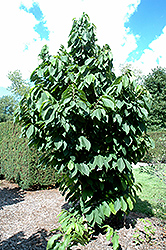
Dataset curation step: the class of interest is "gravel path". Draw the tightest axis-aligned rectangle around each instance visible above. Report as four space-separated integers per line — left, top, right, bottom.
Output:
0 179 166 250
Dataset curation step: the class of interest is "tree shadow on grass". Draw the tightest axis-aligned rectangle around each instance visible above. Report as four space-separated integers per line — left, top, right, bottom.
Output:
0 186 25 209
133 195 154 217
0 229 53 250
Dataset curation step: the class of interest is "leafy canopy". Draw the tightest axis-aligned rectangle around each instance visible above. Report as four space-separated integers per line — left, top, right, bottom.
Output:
143 66 166 130
15 13 152 249
8 70 31 100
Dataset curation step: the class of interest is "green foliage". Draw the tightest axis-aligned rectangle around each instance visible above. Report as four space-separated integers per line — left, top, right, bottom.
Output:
8 70 31 100
0 121 59 189
47 210 93 250
143 66 166 130
143 130 166 163
103 225 119 250
0 95 17 122
15 13 152 248
0 70 31 123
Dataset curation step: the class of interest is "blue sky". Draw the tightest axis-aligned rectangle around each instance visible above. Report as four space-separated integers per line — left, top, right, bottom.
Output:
0 0 166 97
126 0 166 61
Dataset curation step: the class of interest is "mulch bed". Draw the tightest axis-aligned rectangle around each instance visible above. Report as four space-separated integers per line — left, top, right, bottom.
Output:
0 179 166 250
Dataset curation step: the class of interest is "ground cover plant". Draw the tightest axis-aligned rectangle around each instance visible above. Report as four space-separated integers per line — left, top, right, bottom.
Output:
15 13 153 250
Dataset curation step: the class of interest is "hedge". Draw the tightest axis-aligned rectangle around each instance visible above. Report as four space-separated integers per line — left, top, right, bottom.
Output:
0 121 59 189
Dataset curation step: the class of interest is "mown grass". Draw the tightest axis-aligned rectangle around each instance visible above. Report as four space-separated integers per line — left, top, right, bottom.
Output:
133 165 166 220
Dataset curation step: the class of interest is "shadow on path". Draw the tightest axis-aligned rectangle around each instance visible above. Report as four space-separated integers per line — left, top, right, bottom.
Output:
0 187 25 209
0 229 51 250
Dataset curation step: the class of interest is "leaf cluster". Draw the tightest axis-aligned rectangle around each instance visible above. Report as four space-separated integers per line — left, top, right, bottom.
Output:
47 210 93 250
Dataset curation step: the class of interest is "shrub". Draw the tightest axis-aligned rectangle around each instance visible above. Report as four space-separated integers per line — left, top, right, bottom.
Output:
0 121 59 189
15 13 152 249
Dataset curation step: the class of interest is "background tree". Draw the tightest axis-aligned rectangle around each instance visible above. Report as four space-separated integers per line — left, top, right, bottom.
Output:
143 66 166 130
7 70 31 100
15 13 152 249
119 63 143 84
0 95 17 122
0 70 31 123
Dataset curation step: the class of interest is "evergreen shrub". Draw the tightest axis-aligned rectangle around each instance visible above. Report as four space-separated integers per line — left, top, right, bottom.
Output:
0 121 59 189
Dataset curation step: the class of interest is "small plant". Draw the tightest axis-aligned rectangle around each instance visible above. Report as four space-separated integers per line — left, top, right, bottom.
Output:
133 218 156 245
103 225 119 250
47 210 93 250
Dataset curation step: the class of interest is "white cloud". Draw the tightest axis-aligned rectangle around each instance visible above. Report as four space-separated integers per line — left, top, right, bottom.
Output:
0 1 43 87
32 0 141 73
133 26 166 75
0 0 140 88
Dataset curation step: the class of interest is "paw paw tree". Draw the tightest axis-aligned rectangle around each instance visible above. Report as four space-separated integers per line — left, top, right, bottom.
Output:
15 13 152 249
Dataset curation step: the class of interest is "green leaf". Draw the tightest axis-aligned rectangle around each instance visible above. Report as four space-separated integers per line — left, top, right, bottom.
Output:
94 155 104 168
103 225 113 241
102 201 111 217
117 157 125 172
122 75 129 87
44 108 55 124
79 65 87 74
116 100 124 109
140 107 148 118
46 234 62 250
67 160 74 170
86 211 94 223
93 208 102 225
49 65 56 76
117 82 122 94
82 188 93 200
86 74 95 84
124 159 131 171
109 202 117 215
114 114 122 126
36 92 48 111
111 232 119 250
122 123 130 134
85 58 93 65
61 55 68 63
78 136 91 151
120 196 127 212
114 198 121 212
37 68 44 77
126 196 134 210
54 140 63 150
76 163 90 176
91 108 102 120
102 96 114 110
26 125 35 138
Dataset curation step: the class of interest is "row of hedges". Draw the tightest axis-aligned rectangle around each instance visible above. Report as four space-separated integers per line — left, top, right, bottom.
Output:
0 121 59 189
142 130 166 163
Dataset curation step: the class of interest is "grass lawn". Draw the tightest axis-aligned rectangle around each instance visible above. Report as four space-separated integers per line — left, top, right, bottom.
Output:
133 165 166 220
